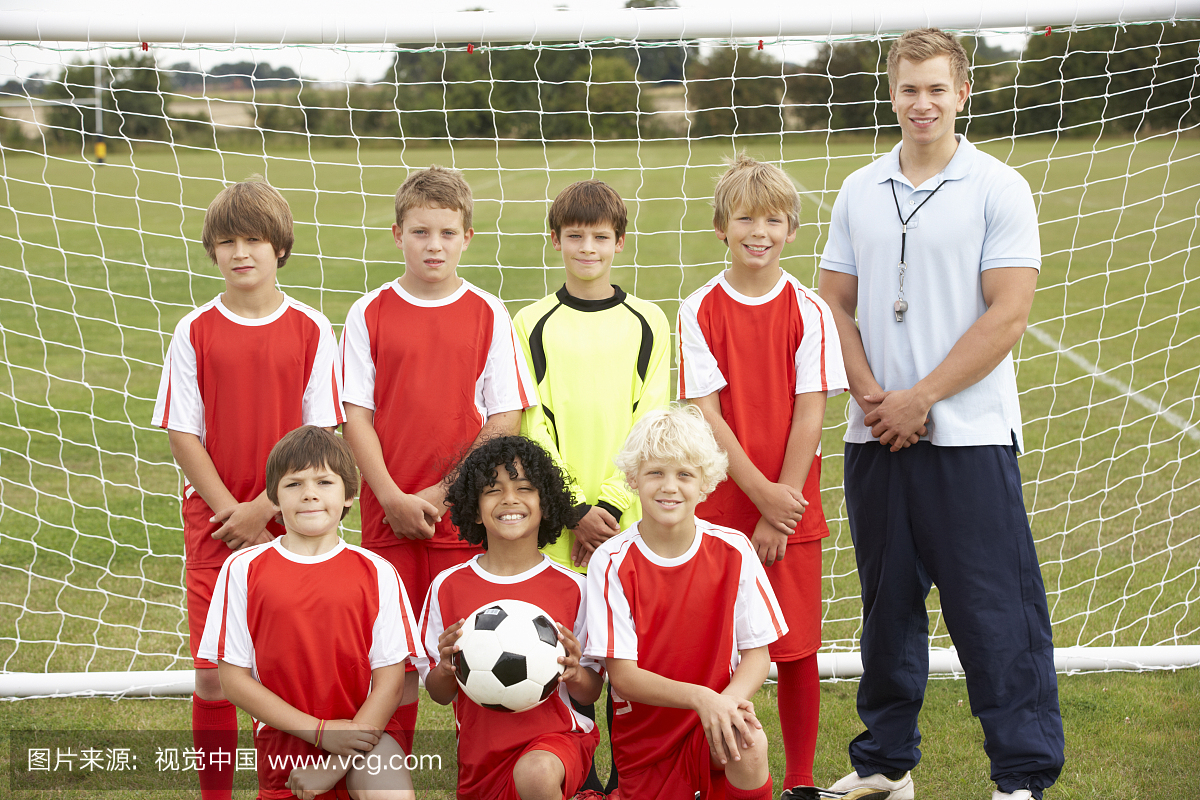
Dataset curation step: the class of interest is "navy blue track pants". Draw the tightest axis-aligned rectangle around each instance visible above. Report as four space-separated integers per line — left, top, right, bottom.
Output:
844 441 1065 795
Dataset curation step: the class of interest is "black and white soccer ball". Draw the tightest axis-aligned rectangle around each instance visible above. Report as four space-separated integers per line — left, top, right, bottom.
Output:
453 598 566 713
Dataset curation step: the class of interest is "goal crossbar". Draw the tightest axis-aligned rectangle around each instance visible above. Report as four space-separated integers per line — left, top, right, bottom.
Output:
2 1 1197 45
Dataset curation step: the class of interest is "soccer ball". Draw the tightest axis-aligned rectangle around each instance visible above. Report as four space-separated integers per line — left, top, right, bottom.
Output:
453 598 566 713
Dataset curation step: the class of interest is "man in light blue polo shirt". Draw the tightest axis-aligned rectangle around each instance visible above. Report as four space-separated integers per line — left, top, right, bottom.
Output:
818 29 1064 800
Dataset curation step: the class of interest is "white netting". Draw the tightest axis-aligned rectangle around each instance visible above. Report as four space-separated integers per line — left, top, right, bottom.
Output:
1 14 1198 689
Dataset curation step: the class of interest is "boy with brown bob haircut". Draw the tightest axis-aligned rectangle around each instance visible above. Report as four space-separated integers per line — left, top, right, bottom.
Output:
677 154 848 797
514 178 671 796
200 426 419 800
153 179 345 800
342 164 536 752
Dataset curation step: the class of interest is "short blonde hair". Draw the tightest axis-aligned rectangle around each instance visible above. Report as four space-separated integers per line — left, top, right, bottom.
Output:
394 164 473 230
202 178 294 268
614 403 729 498
712 153 801 239
887 28 971 90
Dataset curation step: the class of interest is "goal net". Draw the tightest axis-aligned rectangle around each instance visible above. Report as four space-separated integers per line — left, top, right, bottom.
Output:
1 3 1198 695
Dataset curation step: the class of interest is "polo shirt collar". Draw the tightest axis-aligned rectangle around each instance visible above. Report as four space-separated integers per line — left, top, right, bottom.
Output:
875 134 977 189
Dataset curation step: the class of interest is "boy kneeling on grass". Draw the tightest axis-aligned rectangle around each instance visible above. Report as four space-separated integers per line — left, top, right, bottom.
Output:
199 426 420 800
584 404 786 800
419 436 603 800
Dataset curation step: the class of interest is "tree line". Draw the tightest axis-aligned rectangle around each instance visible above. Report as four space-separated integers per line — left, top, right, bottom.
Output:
5 21 1195 151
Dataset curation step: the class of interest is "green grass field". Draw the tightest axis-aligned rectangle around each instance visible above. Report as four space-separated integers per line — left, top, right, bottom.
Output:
1 134 1198 795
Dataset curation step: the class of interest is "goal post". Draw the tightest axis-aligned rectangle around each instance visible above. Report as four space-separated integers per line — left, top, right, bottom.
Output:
1 1 1198 697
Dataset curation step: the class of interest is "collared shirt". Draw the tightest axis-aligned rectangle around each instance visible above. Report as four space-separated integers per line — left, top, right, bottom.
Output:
820 135 1040 449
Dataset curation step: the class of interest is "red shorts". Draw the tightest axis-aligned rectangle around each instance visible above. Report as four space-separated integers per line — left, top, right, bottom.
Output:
620 725 727 800
486 731 596 800
370 540 481 618
186 566 222 669
761 537 823 661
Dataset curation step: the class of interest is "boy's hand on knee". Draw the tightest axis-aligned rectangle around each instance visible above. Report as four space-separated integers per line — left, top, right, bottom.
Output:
286 762 346 800
751 517 788 566
694 688 758 766
319 720 381 756
753 482 806 537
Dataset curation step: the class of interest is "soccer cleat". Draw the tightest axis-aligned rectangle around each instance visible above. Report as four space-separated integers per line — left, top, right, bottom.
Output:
827 770 915 800
991 791 1033 800
781 786 856 799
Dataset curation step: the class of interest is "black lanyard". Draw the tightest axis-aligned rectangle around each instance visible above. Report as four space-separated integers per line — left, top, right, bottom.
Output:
891 178 947 265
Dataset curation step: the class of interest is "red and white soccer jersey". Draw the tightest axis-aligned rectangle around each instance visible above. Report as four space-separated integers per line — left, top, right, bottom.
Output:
341 279 536 551
677 272 847 540
415 555 600 800
152 295 344 570
583 519 786 776
198 538 419 800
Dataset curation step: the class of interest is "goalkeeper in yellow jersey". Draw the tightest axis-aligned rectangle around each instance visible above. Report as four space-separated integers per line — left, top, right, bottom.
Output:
513 179 670 798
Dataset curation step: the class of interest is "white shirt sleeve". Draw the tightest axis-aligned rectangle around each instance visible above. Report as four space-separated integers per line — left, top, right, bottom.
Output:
980 175 1042 272
583 541 638 661
368 554 420 669
733 537 788 650
571 572 604 675
413 579 443 684
300 308 346 427
794 285 849 398
478 293 537 418
818 181 859 276
151 312 204 436
340 294 377 411
197 550 255 669
676 292 727 400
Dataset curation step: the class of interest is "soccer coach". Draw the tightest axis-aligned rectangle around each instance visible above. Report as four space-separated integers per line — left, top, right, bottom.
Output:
816 28 1065 800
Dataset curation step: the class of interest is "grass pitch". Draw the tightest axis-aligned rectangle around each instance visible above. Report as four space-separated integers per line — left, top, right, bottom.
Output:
1 133 1198 793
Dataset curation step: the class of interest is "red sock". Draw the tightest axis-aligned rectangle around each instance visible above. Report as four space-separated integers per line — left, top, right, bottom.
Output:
390 700 418 755
192 693 237 800
776 654 819 788
725 774 772 800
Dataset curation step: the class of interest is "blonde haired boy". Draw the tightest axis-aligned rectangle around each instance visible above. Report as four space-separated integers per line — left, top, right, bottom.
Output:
677 154 848 797
153 178 344 800
586 404 782 800
341 164 536 752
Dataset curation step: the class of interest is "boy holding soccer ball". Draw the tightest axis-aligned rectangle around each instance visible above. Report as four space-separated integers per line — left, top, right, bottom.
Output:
199 426 420 800
585 404 786 800
418 436 603 800
152 179 345 800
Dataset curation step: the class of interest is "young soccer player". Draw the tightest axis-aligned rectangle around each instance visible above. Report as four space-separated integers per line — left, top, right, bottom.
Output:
418 436 603 800
199 425 419 800
585 404 783 800
676 155 848 798
152 179 345 800
342 165 537 748
514 179 671 570
513 179 671 797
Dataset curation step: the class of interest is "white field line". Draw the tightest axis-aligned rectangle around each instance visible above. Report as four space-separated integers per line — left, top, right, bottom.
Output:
1024 324 1200 443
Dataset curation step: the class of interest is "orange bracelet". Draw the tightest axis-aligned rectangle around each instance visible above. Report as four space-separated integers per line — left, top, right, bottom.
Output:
315 719 326 750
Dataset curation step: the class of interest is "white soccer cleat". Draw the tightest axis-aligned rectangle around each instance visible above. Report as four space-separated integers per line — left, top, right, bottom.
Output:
991 791 1033 800
827 770 915 800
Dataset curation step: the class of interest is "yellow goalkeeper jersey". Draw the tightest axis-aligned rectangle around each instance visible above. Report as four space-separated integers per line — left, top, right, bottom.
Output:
514 285 671 572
